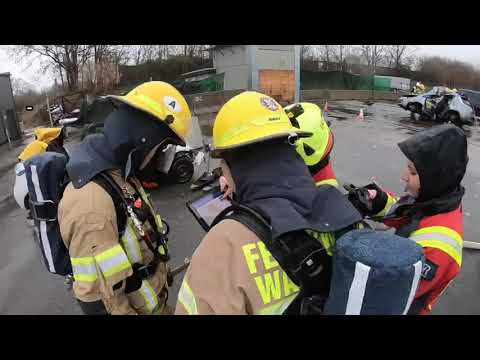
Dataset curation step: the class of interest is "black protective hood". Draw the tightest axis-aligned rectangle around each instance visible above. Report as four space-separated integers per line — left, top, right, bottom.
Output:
103 104 181 179
66 133 119 189
67 104 179 188
398 124 468 202
226 140 362 240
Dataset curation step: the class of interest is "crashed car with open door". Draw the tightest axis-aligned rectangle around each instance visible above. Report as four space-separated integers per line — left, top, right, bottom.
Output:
422 92 475 127
399 86 450 115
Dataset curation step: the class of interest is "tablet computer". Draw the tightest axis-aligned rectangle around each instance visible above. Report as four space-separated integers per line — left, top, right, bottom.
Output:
186 186 232 231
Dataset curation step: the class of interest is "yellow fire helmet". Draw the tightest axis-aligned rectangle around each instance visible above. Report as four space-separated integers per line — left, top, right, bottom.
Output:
18 140 49 161
108 81 192 145
284 102 334 167
212 91 312 157
34 127 63 143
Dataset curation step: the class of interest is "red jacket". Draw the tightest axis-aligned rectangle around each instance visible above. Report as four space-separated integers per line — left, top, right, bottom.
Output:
380 193 463 314
313 161 338 188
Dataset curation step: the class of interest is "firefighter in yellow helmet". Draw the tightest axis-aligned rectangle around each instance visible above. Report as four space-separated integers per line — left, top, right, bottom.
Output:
175 91 362 315
58 81 192 315
18 127 67 162
284 102 338 188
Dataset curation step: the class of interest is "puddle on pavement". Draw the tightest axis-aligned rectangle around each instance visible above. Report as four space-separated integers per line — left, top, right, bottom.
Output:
327 115 348 121
392 117 477 140
329 106 372 117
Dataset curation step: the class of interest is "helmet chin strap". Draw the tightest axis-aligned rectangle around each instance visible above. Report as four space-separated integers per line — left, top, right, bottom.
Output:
140 143 163 171
139 137 179 170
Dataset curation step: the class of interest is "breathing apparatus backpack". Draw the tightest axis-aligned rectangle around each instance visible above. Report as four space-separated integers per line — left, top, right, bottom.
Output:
23 152 127 276
22 152 170 281
211 203 425 315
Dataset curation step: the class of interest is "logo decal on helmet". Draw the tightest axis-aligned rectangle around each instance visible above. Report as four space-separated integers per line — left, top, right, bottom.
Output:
164 96 182 113
260 96 279 111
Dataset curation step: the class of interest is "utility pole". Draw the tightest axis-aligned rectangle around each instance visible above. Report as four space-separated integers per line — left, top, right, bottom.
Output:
46 94 54 127
1 111 12 150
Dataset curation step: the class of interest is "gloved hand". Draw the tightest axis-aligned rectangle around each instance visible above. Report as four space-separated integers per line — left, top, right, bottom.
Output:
343 182 388 217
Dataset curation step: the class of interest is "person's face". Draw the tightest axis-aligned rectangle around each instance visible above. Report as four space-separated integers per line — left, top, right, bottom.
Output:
401 160 421 198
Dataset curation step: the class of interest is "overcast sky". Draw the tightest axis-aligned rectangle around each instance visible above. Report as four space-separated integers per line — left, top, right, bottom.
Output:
1 45 480 92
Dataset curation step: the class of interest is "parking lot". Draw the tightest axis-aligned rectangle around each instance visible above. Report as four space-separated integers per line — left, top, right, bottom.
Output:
1 99 480 314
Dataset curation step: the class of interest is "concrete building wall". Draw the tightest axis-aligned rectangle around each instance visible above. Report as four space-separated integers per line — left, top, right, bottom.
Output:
211 45 299 98
254 45 295 70
0 74 20 143
0 75 15 110
213 46 249 91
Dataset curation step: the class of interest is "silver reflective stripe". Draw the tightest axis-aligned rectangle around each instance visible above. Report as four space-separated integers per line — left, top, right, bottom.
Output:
403 260 422 315
121 224 142 263
72 262 96 276
345 262 371 315
178 279 198 315
97 251 129 275
410 233 462 254
139 280 158 313
31 165 55 273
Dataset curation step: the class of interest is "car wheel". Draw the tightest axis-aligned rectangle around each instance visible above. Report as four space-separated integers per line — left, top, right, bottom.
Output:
169 152 194 184
408 103 420 113
447 112 460 126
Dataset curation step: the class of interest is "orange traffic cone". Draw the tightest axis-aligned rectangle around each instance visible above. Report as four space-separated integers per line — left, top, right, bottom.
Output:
324 101 329 113
356 108 364 121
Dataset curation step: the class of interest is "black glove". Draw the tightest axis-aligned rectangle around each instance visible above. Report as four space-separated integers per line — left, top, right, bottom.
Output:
344 183 388 217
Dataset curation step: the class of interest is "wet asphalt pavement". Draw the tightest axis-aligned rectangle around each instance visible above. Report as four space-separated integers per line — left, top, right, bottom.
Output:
1 100 480 315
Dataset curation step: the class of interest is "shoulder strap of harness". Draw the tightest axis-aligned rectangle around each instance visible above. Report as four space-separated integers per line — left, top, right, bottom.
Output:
92 172 128 234
211 204 332 314
93 172 168 293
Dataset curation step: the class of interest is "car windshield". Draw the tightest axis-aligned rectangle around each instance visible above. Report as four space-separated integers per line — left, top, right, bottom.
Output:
461 90 480 107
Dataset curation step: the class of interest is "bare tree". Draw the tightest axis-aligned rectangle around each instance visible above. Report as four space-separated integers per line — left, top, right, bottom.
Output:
331 45 352 71
128 45 159 65
301 45 315 60
385 45 417 69
332 45 349 64
317 45 335 70
359 45 387 72
10 45 92 91
11 77 36 97
416 56 480 89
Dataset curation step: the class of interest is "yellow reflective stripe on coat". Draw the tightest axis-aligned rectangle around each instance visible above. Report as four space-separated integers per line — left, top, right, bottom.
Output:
138 186 165 233
410 226 463 266
71 256 97 282
307 230 336 256
139 280 159 314
258 294 297 315
121 222 143 264
375 193 398 218
178 279 198 315
94 244 132 277
315 178 339 188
